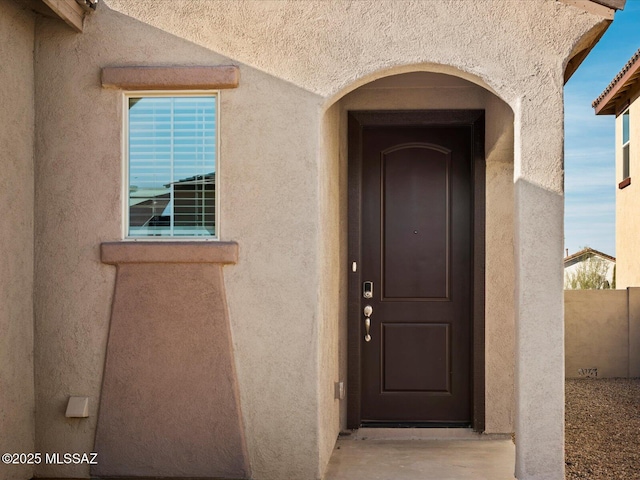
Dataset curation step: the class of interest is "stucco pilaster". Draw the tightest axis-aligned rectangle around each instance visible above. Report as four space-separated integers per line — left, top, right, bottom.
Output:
628 288 640 378
513 87 565 480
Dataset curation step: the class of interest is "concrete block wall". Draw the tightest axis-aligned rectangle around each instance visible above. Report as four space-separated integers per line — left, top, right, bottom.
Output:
565 288 640 378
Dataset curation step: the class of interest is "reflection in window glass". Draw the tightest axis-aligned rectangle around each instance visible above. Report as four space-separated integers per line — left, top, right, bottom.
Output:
622 110 629 145
127 95 216 237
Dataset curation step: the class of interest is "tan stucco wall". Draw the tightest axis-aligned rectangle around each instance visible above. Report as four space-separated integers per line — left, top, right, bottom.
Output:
616 88 640 288
219 50 325 480
337 72 515 434
33 7 324 480
565 289 640 378
484 93 517 434
0 3 35 480
30 1 609 479
104 0 604 107
318 102 343 473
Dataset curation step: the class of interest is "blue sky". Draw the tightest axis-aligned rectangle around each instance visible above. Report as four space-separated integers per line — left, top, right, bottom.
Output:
564 2 640 257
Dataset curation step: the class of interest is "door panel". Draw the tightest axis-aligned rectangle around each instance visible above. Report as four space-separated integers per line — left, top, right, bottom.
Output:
383 323 450 392
359 124 472 424
383 145 450 299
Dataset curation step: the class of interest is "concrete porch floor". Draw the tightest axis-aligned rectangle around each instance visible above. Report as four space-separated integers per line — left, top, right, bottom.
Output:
324 429 516 480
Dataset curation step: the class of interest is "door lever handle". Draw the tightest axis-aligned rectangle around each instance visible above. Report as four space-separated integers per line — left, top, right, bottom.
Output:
363 305 372 342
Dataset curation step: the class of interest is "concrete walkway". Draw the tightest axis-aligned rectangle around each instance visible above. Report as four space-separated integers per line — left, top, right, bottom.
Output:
324 429 516 480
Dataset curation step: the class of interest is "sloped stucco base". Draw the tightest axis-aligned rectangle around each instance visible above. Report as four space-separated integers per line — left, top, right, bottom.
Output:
93 242 249 478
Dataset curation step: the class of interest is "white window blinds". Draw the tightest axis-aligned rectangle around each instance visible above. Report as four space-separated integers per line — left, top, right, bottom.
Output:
127 95 217 237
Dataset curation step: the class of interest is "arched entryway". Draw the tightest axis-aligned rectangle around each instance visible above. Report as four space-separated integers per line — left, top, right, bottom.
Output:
317 68 516 470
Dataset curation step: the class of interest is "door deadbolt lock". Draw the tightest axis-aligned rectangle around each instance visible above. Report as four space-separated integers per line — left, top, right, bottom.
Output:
363 281 373 299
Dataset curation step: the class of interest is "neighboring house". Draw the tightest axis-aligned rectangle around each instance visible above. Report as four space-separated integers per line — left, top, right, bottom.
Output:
564 247 616 289
593 47 640 289
129 190 171 230
0 1 627 480
129 173 215 235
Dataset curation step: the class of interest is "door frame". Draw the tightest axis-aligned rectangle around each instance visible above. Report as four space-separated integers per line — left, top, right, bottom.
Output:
346 110 486 430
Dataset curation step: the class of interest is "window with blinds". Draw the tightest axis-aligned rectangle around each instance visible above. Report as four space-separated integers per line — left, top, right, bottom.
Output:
126 94 217 238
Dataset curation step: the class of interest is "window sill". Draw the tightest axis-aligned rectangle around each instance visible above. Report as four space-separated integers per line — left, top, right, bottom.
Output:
619 177 631 189
101 241 238 265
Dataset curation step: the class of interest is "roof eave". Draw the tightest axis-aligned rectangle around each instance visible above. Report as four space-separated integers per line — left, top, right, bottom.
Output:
40 0 86 32
589 0 626 10
564 23 610 84
562 0 627 84
593 54 640 115
564 247 616 264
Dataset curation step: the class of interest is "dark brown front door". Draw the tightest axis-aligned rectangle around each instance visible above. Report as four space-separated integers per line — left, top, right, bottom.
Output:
349 111 479 426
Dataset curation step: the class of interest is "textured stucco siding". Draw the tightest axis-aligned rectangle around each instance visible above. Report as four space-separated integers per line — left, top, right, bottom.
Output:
221 64 324 480
104 0 604 107
33 13 120 475
30 1 609 479
0 3 35 480
318 102 343 475
33 7 324 479
483 93 516 434
616 88 640 288
93 249 249 478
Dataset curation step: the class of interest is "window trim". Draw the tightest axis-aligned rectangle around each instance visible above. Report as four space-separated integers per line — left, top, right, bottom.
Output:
122 90 220 241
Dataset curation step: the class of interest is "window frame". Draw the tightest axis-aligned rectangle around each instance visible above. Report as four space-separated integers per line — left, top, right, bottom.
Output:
122 90 220 241
622 108 630 182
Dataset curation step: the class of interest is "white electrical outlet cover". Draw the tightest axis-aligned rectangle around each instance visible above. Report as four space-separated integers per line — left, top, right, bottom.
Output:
65 396 89 418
